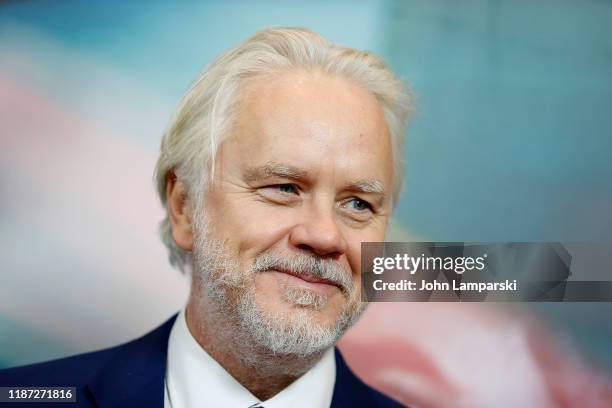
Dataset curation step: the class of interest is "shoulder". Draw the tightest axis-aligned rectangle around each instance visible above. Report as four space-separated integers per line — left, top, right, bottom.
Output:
0 343 120 387
0 314 177 388
333 348 407 408
0 346 120 407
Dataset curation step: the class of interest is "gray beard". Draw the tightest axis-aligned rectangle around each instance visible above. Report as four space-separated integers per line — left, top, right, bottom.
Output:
190 210 366 363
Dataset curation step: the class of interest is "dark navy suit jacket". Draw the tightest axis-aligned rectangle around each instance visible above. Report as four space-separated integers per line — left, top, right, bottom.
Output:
0 314 405 407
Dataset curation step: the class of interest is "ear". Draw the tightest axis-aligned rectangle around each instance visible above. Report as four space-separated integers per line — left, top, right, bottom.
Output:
166 172 194 252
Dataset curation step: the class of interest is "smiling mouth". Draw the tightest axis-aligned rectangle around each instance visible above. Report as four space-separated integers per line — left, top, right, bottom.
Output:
270 268 343 292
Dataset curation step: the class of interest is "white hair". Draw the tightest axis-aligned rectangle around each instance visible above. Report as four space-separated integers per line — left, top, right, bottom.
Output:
154 27 413 272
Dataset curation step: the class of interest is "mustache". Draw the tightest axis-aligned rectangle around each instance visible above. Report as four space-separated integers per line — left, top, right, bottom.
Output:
251 252 354 296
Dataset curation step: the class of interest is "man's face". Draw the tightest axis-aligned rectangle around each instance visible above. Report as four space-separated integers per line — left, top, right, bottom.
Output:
192 70 393 355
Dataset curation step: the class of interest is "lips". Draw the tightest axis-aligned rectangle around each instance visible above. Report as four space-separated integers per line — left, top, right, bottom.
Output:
271 268 343 291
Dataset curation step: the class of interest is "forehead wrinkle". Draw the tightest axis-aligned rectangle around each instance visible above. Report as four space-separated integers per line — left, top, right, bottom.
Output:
243 161 309 183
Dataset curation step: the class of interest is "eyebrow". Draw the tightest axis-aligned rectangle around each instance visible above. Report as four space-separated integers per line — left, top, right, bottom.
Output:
243 161 309 183
244 161 388 205
347 179 384 194
345 179 388 206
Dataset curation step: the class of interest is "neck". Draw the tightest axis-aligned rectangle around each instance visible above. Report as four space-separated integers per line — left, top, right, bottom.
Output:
185 293 324 400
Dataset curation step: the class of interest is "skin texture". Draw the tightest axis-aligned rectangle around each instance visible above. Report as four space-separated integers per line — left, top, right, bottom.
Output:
166 69 394 399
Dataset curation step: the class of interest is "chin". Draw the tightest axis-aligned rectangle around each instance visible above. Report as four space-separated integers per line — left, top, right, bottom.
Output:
273 298 345 327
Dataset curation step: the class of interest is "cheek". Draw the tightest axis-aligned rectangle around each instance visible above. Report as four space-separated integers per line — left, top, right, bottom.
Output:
344 227 387 283
217 202 298 258
252 272 283 307
344 237 363 287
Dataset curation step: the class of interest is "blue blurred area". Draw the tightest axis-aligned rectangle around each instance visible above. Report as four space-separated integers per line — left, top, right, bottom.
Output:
385 0 612 242
0 316 72 369
1 0 611 371
0 0 386 100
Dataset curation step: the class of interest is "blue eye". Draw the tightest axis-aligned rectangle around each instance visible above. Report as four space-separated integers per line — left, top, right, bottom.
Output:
277 184 298 194
348 198 372 211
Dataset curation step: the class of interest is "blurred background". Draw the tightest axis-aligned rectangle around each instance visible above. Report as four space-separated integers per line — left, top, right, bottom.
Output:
1 1 611 406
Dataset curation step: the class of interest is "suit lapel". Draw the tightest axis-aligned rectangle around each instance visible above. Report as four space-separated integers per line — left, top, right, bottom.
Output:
86 314 177 408
331 348 370 408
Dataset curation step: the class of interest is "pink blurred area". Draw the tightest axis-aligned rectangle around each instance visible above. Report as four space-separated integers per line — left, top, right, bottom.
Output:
0 70 188 348
339 303 612 407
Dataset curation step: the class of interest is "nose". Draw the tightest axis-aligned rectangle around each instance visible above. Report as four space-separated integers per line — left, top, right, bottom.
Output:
288 205 348 258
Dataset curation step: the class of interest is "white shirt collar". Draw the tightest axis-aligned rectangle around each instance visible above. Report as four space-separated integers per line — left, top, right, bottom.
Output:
164 309 336 408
